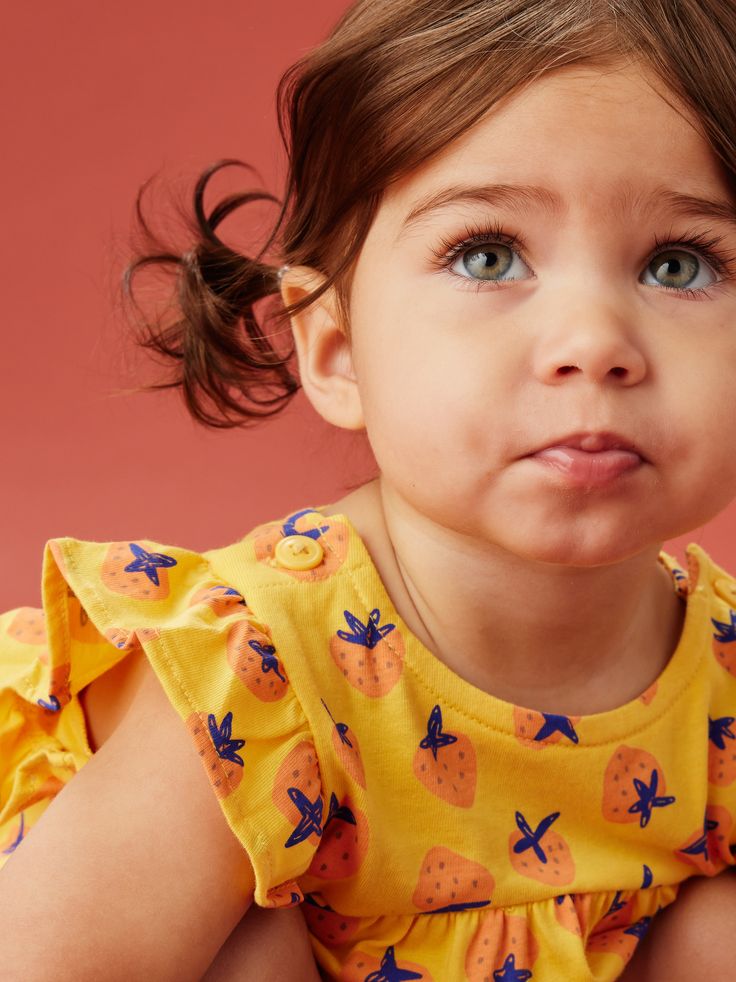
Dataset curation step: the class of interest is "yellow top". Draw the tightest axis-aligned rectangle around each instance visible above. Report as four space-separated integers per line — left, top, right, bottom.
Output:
2 505 736 981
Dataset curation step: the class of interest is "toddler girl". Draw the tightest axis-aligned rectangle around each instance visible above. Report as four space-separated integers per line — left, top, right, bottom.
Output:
2 1 736 979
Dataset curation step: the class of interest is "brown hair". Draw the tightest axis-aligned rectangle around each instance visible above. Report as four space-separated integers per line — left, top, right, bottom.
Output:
122 0 736 428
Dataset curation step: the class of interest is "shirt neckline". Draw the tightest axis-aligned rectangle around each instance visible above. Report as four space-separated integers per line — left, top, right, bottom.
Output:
313 507 710 746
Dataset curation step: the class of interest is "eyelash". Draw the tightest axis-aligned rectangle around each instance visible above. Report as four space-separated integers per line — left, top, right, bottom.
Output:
431 219 736 299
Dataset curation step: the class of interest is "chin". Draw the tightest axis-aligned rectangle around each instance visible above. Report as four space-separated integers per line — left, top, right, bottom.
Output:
501 527 664 569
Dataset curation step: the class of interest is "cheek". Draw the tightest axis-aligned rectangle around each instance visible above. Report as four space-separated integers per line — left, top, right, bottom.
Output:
351 311 511 472
360 365 440 463
360 370 492 482
686 361 736 454
653 362 736 520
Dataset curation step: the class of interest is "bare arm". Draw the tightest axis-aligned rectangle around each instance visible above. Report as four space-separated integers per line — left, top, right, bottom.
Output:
203 904 323 982
620 871 736 981
0 658 256 981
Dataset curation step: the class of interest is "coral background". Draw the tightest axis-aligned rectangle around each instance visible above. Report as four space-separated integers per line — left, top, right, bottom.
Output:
1 0 372 607
1 0 734 607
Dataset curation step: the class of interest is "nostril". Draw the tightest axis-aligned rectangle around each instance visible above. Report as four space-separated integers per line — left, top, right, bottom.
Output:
611 366 627 378
557 366 577 375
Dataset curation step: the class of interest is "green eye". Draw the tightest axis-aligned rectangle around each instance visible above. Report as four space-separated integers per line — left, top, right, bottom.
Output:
461 244 515 281
647 250 706 291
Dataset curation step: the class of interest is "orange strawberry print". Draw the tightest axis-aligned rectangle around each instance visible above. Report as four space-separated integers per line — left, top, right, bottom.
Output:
588 891 637 937
106 626 137 651
509 810 575 886
37 662 72 713
712 609 736 677
307 793 369 879
587 913 653 966
329 607 404 697
189 584 247 617
264 880 304 909
708 714 736 785
670 564 689 599
464 910 539 982
253 508 348 582
412 846 494 913
226 619 289 702
513 707 580 749
553 892 595 937
104 626 161 651
186 710 245 800
341 945 432 982
65 587 103 644
272 741 324 849
100 542 177 600
675 803 734 875
638 681 658 706
413 704 476 807
602 746 676 827
686 551 700 593
321 699 366 788
302 894 362 948
6 607 47 645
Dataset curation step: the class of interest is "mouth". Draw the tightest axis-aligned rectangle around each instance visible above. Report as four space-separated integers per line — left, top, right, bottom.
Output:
530 431 644 457
525 431 645 488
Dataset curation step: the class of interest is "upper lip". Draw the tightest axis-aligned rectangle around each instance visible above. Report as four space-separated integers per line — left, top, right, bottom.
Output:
530 431 644 458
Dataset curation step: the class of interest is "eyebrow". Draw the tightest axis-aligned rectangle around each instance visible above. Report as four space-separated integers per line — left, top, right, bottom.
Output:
396 181 736 239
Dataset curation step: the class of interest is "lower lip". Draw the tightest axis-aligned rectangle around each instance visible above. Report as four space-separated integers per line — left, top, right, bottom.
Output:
528 447 643 488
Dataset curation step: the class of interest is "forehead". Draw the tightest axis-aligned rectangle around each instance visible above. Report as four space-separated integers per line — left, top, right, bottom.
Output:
379 61 733 230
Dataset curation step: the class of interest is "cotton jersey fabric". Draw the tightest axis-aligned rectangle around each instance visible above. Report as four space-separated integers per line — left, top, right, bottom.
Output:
2 505 736 981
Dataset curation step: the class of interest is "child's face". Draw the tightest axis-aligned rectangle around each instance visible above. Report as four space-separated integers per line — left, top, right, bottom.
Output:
345 58 736 566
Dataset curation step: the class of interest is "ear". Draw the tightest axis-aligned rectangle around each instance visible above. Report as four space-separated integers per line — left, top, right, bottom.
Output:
280 266 365 431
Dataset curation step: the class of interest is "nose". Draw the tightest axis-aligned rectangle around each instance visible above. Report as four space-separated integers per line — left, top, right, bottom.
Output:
532 306 647 386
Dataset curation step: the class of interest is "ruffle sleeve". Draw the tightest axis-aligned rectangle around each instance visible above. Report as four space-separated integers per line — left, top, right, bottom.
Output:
0 536 325 908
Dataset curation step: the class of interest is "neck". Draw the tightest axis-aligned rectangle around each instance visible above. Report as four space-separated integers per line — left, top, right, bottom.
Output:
325 478 685 716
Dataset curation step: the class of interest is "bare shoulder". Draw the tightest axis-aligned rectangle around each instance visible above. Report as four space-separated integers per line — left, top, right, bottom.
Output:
0 652 255 981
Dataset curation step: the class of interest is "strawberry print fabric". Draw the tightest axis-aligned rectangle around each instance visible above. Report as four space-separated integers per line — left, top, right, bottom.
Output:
1 505 736 981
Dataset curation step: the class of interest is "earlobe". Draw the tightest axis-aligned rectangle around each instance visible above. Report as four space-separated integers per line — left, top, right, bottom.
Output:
280 266 365 431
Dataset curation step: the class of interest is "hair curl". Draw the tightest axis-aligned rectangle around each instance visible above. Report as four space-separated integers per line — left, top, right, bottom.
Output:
122 0 736 428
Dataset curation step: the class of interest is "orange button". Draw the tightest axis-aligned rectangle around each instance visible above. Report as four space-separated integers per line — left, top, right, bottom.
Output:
274 535 324 571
